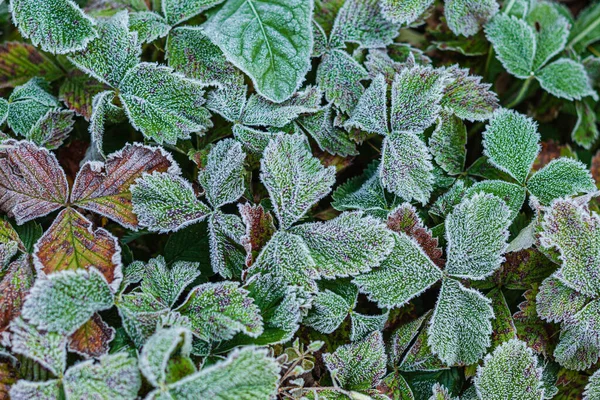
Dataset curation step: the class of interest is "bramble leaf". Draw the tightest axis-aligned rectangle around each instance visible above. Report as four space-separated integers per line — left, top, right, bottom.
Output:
0 140 68 224
440 66 499 121
162 0 224 26
129 11 170 44
304 288 354 334
204 0 313 103
88 90 124 155
536 59 598 101
474 339 544 400
9 380 61 400
260 133 336 229
239 203 276 267
68 314 115 359
0 255 34 331
208 211 245 278
428 278 494 365
554 299 600 370
350 311 388 341
139 327 193 387
7 78 59 137
27 109 74 150
33 207 123 289
0 42 63 88
380 0 433 26
485 14 536 79
483 109 540 184
444 0 498 37
198 139 246 208
585 370 600 400
131 172 211 233
9 0 97 54
465 180 526 221
526 1 569 71
118 63 211 144
345 74 388 136
429 112 467 175
536 275 590 324
527 158 596 205
298 105 358 156
59 70 108 120
139 257 200 308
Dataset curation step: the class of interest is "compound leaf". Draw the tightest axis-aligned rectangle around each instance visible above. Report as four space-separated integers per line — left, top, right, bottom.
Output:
527 158 596 205
536 58 598 101
304 289 353 334
485 14 536 79
139 257 200 308
298 105 358 156
464 180 526 221
332 161 391 217
7 78 58 137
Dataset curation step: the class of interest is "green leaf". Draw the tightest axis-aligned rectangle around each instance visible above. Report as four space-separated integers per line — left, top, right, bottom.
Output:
129 11 170 44
323 331 387 390
380 131 434 205
585 369 600 400
345 74 388 136
290 212 394 278
429 112 466 175
68 11 140 88
298 105 358 156
10 0 97 54
568 1 600 52
27 109 74 150
131 172 212 233
485 14 536 79
389 312 429 366
207 211 245 278
474 339 544 400
9 380 61 400
260 133 336 229
139 327 193 387
176 281 263 342
163 0 224 26
0 42 63 88
353 231 442 308
7 78 59 137
572 100 599 149
554 299 600 370
444 0 498 37
428 278 493 365
118 63 212 144
198 139 246 208
390 65 449 133
536 275 591 323
483 109 540 184
535 58 598 101
527 158 596 205
21 268 114 335
304 288 354 334
465 180 526 221
539 198 600 297
0 98 7 126
380 0 433 26
317 49 369 114
63 353 141 399
161 347 279 399
445 193 510 280
139 257 200 308
204 0 313 103
350 311 388 341
440 66 499 122
526 1 570 71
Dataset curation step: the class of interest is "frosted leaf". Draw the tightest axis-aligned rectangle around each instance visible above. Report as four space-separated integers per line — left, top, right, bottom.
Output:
161 0 223 25
9 317 66 376
485 14 536 79
482 109 540 184
33 207 122 290
465 180 526 221
323 331 386 390
241 86 321 128
21 268 114 335
71 143 179 230
526 1 569 71
568 1 600 52
0 42 64 89
208 211 245 278
527 158 596 205
487 288 516 349
290 212 394 278
345 74 389 136
117 292 169 348
139 327 192 387
27 109 74 150
444 0 498 37
260 133 336 229
305 287 356 334
68 313 115 359
0 256 34 331
539 198 600 296
380 131 434 205
585 369 600 400
554 299 600 370
7 78 58 136
118 63 211 144
0 140 68 225
445 193 510 280
429 112 466 175
204 0 313 103
139 257 200 308
332 161 391 217
331 0 401 48
350 311 388 341
429 383 457 400
68 11 140 87
572 100 599 149
233 125 276 156
166 26 241 87
536 275 591 323
162 347 279 399
0 98 7 125
364 49 405 82
298 105 358 156
389 312 429 366
400 324 448 372
206 84 247 122
198 139 246 208
63 353 141 399
353 232 442 308
9 0 97 54
474 339 544 400
58 70 107 120
390 65 449 133
250 231 318 291
131 172 211 233
238 203 276 267
440 66 499 121
428 278 494 365
380 0 433 26
536 59 598 101
88 90 122 156
129 11 170 43
175 281 262 342
312 20 328 57
0 220 25 261
317 49 369 114
9 380 61 400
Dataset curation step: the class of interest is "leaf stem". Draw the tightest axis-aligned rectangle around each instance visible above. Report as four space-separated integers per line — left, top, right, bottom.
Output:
503 0 517 14
505 76 534 109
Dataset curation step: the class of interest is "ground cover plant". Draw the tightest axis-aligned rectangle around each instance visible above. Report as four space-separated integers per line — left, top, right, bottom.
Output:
0 0 600 398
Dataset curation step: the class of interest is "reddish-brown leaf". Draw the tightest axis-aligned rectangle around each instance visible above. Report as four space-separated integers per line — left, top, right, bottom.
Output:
238 203 276 267
70 143 180 230
387 203 445 267
0 358 17 400
33 207 122 290
0 140 69 224
513 287 556 356
68 314 115 359
0 255 34 332
0 42 63 88
59 70 109 120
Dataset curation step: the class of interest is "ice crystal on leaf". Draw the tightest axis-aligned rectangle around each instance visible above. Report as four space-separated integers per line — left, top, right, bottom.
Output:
444 0 498 37
527 158 596 205
128 12 170 44
380 0 434 26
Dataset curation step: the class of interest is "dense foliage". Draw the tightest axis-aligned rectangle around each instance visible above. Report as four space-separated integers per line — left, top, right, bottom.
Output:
0 0 599 398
